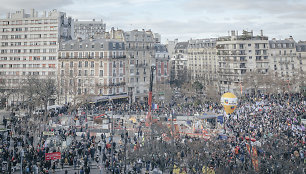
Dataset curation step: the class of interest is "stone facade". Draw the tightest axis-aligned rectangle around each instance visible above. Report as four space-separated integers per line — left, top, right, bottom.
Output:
58 38 126 104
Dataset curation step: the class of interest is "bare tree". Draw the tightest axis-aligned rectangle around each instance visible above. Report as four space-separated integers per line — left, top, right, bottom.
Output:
23 75 57 122
153 82 173 105
0 77 9 109
22 76 40 117
242 69 268 96
205 84 220 102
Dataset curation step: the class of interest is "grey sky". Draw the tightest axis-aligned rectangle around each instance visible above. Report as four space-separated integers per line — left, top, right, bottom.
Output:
1 0 306 43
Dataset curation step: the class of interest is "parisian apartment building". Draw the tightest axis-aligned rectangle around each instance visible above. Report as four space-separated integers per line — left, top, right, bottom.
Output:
269 37 300 82
170 42 188 84
73 19 106 40
0 9 167 106
154 43 170 85
105 28 163 102
216 30 270 94
187 38 218 87
169 30 305 95
1 9 305 106
58 38 127 104
0 9 73 105
296 41 306 73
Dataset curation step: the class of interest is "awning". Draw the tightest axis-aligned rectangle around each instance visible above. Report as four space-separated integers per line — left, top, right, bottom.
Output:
196 112 222 119
91 94 128 102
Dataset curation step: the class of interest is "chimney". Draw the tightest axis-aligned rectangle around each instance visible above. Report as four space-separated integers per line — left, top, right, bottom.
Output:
231 30 235 36
7 12 10 19
31 9 35 17
43 11 46 17
93 19 95 22
260 30 263 37
21 9 25 17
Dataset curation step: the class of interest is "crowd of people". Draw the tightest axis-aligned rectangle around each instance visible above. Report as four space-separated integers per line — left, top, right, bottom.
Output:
0 92 305 173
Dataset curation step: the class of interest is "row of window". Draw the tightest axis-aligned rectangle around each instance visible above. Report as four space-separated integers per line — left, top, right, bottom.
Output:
0 48 57 54
63 69 125 77
1 41 57 46
1 19 58 25
0 71 55 76
62 42 123 49
0 63 56 68
61 61 124 68
274 64 295 70
188 43 216 48
1 34 57 39
0 56 56 61
271 50 295 56
60 51 124 59
1 26 57 32
270 43 295 49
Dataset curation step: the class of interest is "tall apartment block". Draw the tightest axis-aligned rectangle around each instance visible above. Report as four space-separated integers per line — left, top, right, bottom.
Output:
187 39 218 87
74 19 106 40
269 37 299 78
106 28 157 102
216 30 269 94
170 42 188 84
296 41 306 89
124 29 156 102
296 41 306 73
0 9 73 105
154 44 170 85
58 38 127 104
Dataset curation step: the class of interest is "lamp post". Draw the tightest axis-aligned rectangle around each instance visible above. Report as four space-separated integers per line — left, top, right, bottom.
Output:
108 97 114 174
124 119 127 173
20 149 24 174
146 65 156 127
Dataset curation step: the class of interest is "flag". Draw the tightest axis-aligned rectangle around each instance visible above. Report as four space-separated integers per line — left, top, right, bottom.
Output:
152 103 159 110
240 83 242 95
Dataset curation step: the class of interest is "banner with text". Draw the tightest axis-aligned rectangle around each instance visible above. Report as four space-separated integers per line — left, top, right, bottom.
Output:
45 152 61 161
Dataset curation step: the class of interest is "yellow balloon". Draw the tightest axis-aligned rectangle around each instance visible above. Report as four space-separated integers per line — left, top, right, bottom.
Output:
220 92 238 114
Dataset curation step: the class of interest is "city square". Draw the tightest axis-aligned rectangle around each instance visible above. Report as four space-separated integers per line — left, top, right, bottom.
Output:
0 2 306 174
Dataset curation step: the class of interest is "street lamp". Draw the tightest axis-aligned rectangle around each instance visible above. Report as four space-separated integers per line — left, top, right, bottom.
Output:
108 97 115 174
146 65 156 126
20 149 24 174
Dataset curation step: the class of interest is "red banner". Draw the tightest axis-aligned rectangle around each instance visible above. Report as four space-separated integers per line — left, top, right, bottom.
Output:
45 152 61 161
246 144 250 154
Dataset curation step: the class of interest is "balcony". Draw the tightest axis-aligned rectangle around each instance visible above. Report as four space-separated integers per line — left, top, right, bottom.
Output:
135 63 148 68
97 82 126 88
255 59 269 62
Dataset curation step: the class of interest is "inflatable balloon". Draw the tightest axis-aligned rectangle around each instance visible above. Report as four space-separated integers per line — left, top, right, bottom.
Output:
220 92 238 114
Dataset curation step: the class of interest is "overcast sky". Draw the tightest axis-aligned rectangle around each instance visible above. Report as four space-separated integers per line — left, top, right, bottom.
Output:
1 0 306 43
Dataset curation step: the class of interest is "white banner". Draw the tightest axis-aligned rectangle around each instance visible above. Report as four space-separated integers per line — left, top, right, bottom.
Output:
221 97 238 106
